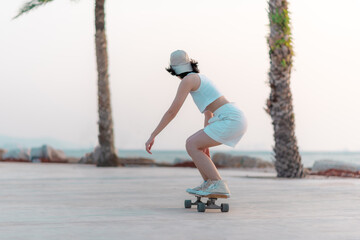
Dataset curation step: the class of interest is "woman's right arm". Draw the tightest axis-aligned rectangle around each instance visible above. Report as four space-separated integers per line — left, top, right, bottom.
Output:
145 77 194 154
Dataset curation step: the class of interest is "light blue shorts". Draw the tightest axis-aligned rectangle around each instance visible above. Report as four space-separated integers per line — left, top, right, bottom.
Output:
204 103 247 147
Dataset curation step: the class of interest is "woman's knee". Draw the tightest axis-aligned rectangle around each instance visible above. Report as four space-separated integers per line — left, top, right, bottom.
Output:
185 137 194 154
185 137 192 154
186 137 200 156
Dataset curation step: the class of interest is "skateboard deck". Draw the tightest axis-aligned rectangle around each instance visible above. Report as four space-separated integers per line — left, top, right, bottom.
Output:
184 192 230 212
193 193 229 199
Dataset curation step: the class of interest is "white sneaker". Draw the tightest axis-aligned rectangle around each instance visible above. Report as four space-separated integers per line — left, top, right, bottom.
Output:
195 180 231 197
186 180 208 194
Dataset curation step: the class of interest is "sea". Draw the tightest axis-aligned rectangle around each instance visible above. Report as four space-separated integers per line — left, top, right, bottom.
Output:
63 149 360 168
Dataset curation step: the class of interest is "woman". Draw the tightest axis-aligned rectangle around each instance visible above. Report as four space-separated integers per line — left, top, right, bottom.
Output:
145 50 247 197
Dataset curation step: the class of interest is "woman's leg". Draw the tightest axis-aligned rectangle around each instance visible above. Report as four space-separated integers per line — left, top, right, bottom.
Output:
186 130 222 181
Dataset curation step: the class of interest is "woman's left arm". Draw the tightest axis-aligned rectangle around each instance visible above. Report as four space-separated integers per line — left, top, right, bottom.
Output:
145 77 194 154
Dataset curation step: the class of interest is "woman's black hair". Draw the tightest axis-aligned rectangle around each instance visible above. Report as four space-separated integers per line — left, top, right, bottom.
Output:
165 59 200 79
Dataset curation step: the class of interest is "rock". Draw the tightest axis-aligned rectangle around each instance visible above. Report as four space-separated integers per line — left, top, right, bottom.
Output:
173 161 196 168
155 162 177 167
30 145 67 163
117 157 156 166
79 146 101 164
212 152 273 168
303 168 312 176
79 147 155 166
174 158 191 164
311 160 360 178
312 160 360 173
2 145 70 163
0 149 7 160
171 153 273 169
212 153 232 166
2 148 31 162
173 158 198 168
311 169 360 178
66 157 81 164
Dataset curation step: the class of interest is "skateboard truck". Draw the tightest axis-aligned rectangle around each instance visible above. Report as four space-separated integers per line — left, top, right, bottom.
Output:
184 195 229 212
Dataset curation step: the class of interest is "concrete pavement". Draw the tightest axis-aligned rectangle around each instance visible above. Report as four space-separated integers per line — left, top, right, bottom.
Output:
0 162 359 240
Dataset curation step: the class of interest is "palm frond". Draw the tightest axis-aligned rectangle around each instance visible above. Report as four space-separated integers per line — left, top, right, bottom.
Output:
13 0 55 19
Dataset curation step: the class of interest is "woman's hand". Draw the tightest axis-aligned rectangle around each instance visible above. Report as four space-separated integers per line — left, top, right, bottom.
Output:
145 135 155 154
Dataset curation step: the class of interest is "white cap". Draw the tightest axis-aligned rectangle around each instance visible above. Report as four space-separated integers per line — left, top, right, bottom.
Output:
170 50 193 75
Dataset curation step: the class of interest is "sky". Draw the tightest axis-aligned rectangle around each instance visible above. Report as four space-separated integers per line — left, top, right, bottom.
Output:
1 0 359 151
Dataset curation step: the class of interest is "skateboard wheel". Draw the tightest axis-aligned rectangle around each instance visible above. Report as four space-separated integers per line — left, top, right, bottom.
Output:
184 200 192 208
197 202 206 212
221 203 229 212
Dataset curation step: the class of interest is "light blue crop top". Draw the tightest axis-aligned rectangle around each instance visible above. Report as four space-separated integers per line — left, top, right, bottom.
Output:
189 73 223 113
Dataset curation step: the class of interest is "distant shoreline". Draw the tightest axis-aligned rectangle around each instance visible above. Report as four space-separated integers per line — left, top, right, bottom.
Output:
65 149 360 168
1 146 360 168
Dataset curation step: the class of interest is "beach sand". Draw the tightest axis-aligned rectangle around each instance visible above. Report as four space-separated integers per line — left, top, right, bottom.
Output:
0 162 359 240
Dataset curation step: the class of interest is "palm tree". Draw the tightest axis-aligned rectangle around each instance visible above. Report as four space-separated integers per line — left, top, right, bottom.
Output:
15 0 118 167
266 0 304 177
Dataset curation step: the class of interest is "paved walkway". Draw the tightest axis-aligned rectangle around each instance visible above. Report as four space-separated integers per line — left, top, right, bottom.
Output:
0 162 359 240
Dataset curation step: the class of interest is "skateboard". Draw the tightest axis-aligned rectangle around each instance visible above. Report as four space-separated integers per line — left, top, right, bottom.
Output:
184 193 229 212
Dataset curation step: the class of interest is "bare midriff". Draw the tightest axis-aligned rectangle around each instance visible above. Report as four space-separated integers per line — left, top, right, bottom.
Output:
204 96 230 113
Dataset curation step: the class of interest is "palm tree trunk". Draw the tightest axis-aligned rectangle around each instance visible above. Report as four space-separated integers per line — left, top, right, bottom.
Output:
266 0 304 177
95 0 117 167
